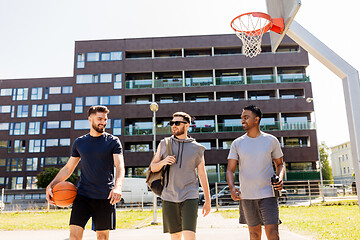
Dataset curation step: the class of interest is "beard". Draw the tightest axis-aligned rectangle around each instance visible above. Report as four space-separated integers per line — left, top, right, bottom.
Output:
92 123 105 133
172 127 185 136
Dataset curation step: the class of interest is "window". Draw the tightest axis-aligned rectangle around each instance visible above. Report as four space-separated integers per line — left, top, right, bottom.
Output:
113 119 121 135
10 122 26 135
44 87 49 99
103 95 122 105
61 103 72 111
74 120 90 130
14 140 26 153
76 74 93 84
26 158 38 171
101 52 110 61
0 105 11 113
44 157 57 165
17 105 29 118
6 158 23 172
29 139 43 153
31 104 47 117
60 120 71 128
49 87 62 94
75 97 83 113
87 52 100 61
0 88 12 96
59 138 70 146
0 123 9 130
85 96 98 106
0 158 6 166
26 176 37 189
47 121 59 129
62 86 73 94
100 74 112 83
130 144 150 152
198 142 211 150
48 104 61 112
12 88 28 101
222 141 233 149
31 87 43 100
11 177 23 190
110 51 122 60
77 53 85 68
28 122 40 135
59 157 68 165
114 73 122 89
46 139 58 147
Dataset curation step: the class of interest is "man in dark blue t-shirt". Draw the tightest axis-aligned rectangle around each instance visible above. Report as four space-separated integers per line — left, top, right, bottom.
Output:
46 105 125 240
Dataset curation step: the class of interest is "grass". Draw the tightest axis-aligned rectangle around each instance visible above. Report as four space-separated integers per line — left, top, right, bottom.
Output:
0 209 160 231
218 201 360 240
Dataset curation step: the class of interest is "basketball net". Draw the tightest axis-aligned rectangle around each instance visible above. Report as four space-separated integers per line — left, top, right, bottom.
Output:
232 14 271 58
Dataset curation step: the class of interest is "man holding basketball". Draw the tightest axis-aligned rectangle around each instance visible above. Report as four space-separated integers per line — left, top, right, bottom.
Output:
226 105 285 240
46 105 125 240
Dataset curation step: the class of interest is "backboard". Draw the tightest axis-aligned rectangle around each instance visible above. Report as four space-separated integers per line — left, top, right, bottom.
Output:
266 0 301 52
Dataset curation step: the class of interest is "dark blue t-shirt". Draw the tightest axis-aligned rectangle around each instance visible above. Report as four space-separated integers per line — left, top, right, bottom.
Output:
71 132 122 199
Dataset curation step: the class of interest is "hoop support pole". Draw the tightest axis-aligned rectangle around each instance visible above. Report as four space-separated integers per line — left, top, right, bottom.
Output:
270 18 284 34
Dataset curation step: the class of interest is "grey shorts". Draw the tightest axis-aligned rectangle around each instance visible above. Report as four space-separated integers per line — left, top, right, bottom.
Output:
239 197 281 227
162 199 198 234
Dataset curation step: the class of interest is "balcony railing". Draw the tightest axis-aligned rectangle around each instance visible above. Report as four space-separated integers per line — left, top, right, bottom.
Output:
247 74 276 84
125 79 152 89
124 121 315 135
154 78 183 88
185 77 213 87
286 170 321 181
278 73 310 83
215 76 244 86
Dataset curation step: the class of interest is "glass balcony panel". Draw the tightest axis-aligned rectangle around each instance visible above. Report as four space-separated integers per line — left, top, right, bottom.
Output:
185 77 213 87
278 73 309 83
216 76 244 85
125 79 152 89
154 78 183 88
247 74 276 84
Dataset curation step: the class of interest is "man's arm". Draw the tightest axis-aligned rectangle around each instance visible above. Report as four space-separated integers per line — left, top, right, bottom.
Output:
273 157 285 191
149 142 175 172
46 156 80 205
108 153 125 205
226 158 241 201
197 156 211 217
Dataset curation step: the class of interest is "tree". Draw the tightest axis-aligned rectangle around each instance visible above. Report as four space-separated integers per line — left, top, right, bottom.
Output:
36 167 79 188
319 142 333 181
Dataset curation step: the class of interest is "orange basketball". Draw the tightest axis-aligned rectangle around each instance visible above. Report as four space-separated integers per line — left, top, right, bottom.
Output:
51 181 77 207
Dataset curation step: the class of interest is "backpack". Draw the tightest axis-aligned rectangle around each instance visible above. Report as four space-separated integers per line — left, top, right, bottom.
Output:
146 137 172 196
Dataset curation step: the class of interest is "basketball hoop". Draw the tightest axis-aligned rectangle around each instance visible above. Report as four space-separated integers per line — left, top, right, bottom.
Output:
230 12 284 58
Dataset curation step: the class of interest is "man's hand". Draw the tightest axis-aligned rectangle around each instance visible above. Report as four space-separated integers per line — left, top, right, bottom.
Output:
230 187 242 201
108 186 122 205
272 178 283 191
202 200 211 217
46 184 55 205
161 155 176 166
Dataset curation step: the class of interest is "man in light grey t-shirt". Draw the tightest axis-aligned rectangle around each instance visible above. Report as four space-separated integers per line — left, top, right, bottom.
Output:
227 105 285 240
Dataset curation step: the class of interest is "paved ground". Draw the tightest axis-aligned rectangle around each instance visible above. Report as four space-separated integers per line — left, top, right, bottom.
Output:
0 210 313 240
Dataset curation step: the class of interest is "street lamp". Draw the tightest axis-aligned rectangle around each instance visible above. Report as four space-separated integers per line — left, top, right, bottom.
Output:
306 97 324 201
150 102 159 224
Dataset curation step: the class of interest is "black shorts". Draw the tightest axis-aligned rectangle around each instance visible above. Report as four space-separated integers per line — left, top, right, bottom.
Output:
239 197 281 227
162 199 198 234
69 194 116 231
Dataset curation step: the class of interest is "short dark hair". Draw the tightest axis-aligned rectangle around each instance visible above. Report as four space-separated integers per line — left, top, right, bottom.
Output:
87 105 110 117
173 112 192 123
243 105 262 120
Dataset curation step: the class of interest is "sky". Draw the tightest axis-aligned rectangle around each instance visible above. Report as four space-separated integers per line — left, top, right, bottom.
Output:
0 0 359 147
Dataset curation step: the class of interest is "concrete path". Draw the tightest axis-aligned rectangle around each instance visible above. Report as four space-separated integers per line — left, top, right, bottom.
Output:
0 210 313 240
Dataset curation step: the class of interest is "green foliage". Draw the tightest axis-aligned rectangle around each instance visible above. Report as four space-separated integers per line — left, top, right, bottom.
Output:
36 167 78 188
319 142 333 181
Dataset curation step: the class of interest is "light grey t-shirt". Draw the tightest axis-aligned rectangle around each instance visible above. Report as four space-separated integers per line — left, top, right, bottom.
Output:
227 132 283 199
159 135 205 203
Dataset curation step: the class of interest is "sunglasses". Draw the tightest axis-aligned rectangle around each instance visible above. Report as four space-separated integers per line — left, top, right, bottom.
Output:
169 121 188 126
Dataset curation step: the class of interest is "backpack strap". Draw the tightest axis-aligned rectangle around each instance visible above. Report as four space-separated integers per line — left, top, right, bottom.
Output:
164 137 172 188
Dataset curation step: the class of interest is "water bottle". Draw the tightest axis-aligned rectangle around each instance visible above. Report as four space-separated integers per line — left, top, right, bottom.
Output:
271 175 282 197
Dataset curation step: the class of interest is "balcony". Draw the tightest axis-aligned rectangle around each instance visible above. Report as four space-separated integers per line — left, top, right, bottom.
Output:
188 125 215 133
125 79 152 89
215 76 244 86
278 73 309 83
247 74 276 84
154 78 183 88
124 126 171 136
185 77 213 87
282 121 315 130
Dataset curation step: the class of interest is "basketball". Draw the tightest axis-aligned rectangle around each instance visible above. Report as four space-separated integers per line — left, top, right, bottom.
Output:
51 181 77 207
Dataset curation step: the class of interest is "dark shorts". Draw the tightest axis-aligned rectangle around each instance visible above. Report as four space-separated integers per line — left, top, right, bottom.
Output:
239 197 281 227
162 199 198 234
69 194 116 231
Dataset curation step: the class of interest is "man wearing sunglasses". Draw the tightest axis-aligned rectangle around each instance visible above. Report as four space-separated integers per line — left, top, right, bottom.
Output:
150 112 211 240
